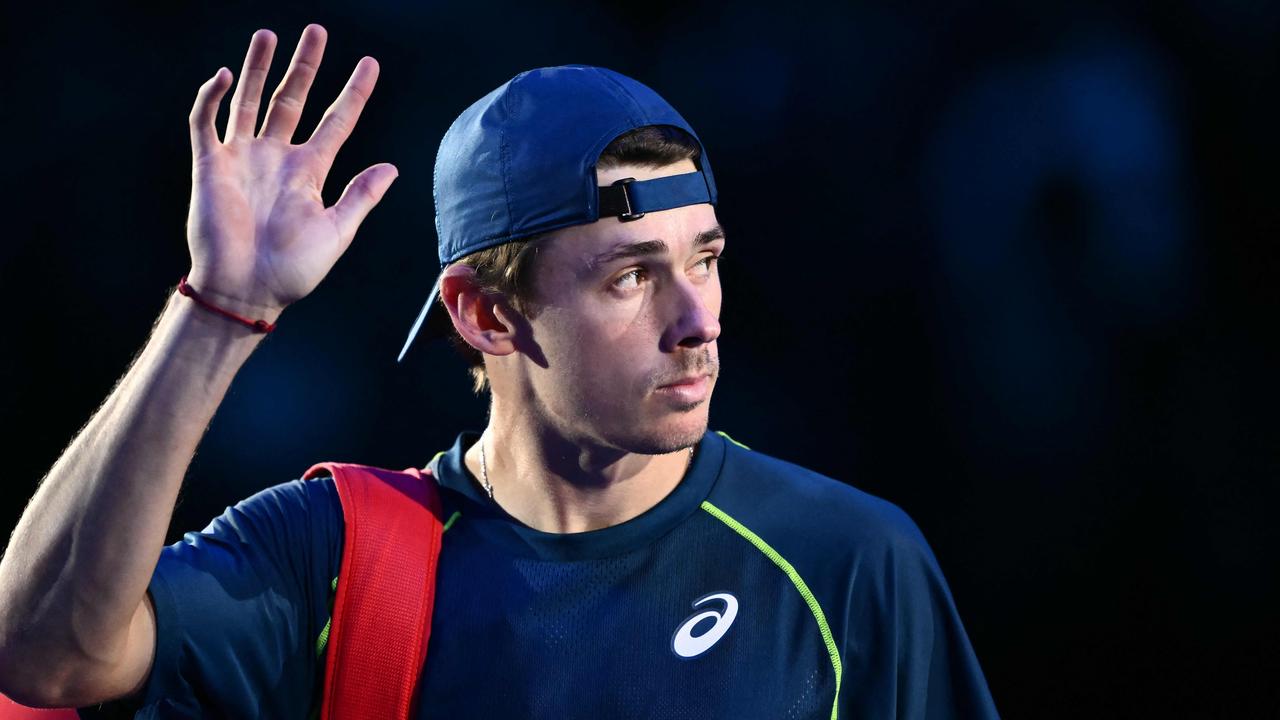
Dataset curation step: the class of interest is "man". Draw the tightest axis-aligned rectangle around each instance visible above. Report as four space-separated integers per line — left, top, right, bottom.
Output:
0 23 999 718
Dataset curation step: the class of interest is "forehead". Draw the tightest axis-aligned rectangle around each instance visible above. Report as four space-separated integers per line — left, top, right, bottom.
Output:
543 202 722 272
534 159 721 276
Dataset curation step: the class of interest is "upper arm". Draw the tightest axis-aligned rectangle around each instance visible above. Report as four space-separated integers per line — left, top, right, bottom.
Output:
77 477 343 717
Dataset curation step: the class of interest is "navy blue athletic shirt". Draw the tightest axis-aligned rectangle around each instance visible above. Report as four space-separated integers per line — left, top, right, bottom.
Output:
78 429 999 718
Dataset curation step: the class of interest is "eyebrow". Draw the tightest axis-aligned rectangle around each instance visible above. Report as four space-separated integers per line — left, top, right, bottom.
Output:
589 224 726 270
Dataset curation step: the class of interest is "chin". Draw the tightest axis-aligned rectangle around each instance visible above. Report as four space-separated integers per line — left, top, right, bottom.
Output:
612 404 711 455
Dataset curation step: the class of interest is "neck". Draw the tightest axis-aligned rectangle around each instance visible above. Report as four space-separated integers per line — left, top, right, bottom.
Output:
463 402 697 534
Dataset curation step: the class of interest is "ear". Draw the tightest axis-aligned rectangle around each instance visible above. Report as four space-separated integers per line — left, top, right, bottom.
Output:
439 264 521 357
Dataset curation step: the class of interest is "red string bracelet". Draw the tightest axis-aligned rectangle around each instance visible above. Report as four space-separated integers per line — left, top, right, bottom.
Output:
177 275 278 333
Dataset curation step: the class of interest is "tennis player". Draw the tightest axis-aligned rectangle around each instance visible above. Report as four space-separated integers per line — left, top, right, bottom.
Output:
0 24 998 718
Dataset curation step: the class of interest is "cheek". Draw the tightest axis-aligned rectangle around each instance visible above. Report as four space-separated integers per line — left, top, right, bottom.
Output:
539 309 655 396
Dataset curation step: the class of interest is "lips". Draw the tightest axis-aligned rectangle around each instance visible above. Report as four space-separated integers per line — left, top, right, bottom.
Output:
659 373 710 388
654 373 712 405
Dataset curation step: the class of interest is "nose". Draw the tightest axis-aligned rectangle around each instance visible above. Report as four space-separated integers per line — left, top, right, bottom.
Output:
661 274 721 353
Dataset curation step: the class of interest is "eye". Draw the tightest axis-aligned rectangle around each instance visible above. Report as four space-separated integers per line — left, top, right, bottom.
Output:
613 267 646 290
693 254 720 276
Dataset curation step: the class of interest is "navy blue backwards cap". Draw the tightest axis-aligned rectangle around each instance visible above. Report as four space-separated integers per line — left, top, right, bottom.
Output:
397 64 718 362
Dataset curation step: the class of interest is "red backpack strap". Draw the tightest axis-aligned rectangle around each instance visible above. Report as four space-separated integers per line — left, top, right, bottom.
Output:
0 694 78 719
303 461 444 720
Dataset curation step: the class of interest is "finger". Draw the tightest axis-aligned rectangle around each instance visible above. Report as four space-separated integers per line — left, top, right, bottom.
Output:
329 163 399 243
307 56 380 171
260 23 328 141
189 67 232 158
224 29 278 140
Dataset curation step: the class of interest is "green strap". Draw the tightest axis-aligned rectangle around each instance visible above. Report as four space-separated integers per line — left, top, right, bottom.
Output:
315 575 338 658
442 510 461 532
701 499 843 720
315 617 331 658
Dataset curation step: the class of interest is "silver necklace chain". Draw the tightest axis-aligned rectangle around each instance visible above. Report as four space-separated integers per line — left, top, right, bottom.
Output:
479 434 494 499
478 435 694 501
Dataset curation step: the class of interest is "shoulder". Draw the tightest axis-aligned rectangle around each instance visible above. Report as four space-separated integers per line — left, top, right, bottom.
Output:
211 475 342 542
705 430 930 564
706 433 1001 717
176 475 345 586
231 475 340 517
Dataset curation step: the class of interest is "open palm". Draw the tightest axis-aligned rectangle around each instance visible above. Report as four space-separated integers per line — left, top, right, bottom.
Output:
185 24 397 317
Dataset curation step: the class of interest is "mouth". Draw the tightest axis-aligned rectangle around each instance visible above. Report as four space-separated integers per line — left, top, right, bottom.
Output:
654 373 713 404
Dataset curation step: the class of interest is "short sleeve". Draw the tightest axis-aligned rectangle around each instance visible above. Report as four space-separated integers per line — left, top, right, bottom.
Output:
77 476 344 719
840 505 1000 719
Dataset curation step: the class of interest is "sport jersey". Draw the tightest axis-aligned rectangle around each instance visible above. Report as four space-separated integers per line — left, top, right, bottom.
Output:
77 429 999 719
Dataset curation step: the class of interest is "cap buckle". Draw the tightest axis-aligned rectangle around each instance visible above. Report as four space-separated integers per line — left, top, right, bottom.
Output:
612 177 646 222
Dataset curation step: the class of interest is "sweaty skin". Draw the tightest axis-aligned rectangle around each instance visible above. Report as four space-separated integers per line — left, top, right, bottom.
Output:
0 24 396 707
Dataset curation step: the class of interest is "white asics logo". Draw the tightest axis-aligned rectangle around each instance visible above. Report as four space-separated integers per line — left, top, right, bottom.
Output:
671 592 738 659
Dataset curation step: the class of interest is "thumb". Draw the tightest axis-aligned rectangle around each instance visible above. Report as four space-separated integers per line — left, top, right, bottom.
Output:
331 163 399 243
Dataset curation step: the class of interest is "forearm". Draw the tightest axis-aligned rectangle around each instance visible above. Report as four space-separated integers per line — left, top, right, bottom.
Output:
0 18 393 702
0 288 277 680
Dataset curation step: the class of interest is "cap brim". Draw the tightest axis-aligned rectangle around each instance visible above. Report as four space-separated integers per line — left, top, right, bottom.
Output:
396 272 451 363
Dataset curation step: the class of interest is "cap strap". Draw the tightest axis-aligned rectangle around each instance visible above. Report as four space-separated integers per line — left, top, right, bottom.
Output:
598 171 712 222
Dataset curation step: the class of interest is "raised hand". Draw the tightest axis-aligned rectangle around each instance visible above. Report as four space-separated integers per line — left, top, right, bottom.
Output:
185 24 397 318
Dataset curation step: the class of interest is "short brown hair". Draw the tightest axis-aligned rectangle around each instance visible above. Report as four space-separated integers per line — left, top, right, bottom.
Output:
444 125 703 394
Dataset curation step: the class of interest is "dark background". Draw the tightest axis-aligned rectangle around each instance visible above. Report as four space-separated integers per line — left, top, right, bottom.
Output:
2 0 1277 716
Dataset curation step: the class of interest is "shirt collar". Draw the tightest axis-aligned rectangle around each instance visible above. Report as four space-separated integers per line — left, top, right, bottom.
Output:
429 429 726 561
